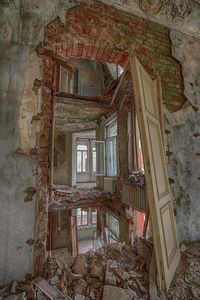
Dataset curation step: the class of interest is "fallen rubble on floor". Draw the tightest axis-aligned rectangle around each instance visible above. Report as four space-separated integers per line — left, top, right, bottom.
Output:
1 241 200 300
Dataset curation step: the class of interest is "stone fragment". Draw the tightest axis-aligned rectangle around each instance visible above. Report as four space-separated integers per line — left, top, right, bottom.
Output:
180 243 187 253
33 277 64 300
10 281 17 294
90 259 104 279
105 268 117 286
115 269 130 282
74 279 88 296
73 255 87 275
48 275 59 285
54 250 74 271
16 283 31 293
75 294 85 300
103 285 136 300
191 287 200 298
4 292 26 300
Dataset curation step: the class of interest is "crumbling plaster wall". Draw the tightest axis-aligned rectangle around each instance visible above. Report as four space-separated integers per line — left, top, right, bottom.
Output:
166 31 200 242
0 0 76 285
0 43 37 285
0 0 200 285
53 132 72 186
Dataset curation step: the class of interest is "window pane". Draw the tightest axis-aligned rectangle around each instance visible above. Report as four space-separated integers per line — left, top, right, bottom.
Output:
93 150 96 172
92 141 104 175
82 151 88 172
106 138 117 176
92 210 97 224
82 210 88 225
77 144 88 151
77 151 82 172
107 122 117 138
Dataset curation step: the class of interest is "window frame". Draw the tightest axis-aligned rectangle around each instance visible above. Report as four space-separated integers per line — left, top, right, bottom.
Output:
76 208 97 228
105 118 118 177
76 141 89 173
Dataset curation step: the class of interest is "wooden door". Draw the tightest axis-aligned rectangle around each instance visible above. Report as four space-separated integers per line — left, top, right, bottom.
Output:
130 56 180 290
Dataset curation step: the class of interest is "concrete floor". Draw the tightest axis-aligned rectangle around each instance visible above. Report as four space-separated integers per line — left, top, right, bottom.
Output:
76 182 96 189
78 239 93 253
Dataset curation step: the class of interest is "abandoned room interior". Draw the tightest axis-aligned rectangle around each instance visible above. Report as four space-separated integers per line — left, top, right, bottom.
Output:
0 0 200 299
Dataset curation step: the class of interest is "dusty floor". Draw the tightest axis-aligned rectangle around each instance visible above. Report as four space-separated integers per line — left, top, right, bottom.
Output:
0 241 200 299
79 239 94 254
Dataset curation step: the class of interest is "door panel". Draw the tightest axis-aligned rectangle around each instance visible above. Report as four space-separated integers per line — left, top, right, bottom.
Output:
130 56 180 291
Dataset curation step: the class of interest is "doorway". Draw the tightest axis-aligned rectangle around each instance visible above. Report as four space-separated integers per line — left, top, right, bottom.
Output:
76 131 96 185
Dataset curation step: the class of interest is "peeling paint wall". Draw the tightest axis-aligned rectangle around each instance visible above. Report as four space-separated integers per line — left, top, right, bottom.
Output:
54 132 72 186
0 0 200 285
0 42 36 285
166 31 200 242
0 0 77 285
19 52 42 153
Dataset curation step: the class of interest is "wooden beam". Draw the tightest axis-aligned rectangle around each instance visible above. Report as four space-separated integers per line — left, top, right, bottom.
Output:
55 91 111 103
55 121 99 132
37 46 78 73
55 95 112 111
110 57 130 107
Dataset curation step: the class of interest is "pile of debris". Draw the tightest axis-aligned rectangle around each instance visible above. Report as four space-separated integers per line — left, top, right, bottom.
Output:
2 241 200 299
46 239 152 300
164 243 200 300
0 239 152 300
51 186 112 209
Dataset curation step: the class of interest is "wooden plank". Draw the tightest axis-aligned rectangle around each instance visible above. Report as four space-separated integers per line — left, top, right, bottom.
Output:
55 121 99 132
110 69 127 107
99 209 107 243
37 46 78 73
143 206 149 238
33 277 64 300
55 96 111 111
110 58 130 107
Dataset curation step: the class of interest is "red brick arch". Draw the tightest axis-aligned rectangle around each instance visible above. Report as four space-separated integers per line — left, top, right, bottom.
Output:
34 0 187 277
44 2 186 111
52 42 129 66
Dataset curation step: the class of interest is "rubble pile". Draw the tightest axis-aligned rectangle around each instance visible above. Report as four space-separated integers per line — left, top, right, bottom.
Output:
46 239 152 300
51 186 112 208
164 243 200 300
0 239 152 300
1 241 200 300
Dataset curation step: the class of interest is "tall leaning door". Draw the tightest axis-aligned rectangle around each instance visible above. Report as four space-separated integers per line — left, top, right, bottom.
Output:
130 56 180 291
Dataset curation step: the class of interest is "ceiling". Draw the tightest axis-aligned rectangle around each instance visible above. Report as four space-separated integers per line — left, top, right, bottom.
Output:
101 0 200 39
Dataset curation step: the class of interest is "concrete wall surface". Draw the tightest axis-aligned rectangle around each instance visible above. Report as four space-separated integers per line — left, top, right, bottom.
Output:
0 42 36 285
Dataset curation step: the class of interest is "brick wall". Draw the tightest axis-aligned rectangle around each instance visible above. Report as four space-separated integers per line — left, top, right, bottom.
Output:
44 1 186 111
34 56 55 276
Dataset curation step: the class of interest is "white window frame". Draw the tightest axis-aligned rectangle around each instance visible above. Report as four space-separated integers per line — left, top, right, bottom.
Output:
76 141 88 173
105 118 118 177
92 140 105 176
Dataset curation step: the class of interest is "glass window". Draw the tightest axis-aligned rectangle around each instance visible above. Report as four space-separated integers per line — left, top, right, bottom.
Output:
76 208 97 227
92 146 96 173
76 208 88 227
106 120 117 176
76 143 88 173
77 144 87 151
106 63 124 79
92 141 105 176
92 210 97 225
